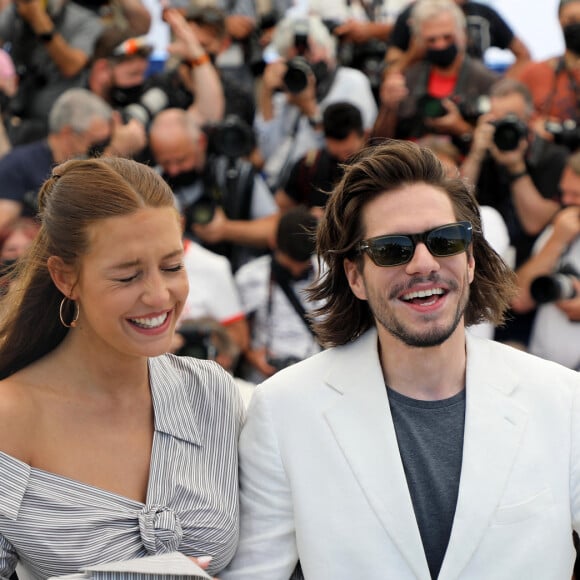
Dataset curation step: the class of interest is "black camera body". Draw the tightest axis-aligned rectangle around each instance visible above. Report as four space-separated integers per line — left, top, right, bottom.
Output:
176 324 218 360
267 355 302 372
204 115 255 159
545 119 580 151
491 114 527 151
182 116 256 228
416 94 448 119
283 57 312 94
121 87 169 127
416 94 490 121
530 265 578 304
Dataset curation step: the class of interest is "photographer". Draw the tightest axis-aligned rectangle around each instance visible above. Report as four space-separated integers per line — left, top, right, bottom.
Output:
372 0 497 154
170 6 254 124
235 207 322 384
0 88 113 239
149 108 277 272
275 101 367 217
461 79 566 268
145 8 226 126
511 151 580 370
459 78 568 348
0 0 103 145
386 0 531 75
515 0 580 143
174 316 256 408
256 13 377 190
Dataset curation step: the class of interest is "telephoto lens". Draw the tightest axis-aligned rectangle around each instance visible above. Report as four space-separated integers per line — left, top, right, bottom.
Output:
283 57 311 93
530 273 577 304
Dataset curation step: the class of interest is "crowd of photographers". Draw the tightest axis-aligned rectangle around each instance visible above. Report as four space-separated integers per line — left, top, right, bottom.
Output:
0 0 580 388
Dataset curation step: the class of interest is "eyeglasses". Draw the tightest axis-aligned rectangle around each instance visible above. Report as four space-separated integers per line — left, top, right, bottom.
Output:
357 221 473 267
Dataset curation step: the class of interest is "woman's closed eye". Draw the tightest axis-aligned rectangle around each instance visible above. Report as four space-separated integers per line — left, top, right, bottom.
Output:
162 263 184 273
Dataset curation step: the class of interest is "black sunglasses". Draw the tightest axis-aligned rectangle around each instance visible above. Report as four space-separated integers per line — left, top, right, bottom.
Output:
357 221 473 267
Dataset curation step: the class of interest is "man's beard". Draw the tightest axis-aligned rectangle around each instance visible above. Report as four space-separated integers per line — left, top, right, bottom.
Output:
368 272 470 348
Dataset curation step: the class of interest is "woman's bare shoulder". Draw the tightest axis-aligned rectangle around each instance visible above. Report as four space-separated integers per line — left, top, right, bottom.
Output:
0 371 41 463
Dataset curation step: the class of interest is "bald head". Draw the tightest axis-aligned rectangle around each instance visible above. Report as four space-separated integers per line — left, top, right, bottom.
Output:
150 108 206 177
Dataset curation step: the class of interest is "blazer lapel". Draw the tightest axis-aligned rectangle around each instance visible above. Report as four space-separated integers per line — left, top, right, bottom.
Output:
323 329 431 580
439 335 529 580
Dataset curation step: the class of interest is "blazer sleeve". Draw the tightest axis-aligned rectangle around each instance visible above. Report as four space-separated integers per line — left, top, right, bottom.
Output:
221 387 299 579
571 382 580 533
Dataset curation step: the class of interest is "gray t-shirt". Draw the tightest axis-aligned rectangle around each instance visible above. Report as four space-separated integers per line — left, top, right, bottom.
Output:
387 386 466 579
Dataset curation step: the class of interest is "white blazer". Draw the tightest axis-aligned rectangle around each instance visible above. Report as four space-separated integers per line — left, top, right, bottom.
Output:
222 329 580 580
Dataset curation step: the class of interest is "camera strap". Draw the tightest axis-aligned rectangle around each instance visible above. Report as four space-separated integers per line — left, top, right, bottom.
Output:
545 57 580 122
269 261 317 339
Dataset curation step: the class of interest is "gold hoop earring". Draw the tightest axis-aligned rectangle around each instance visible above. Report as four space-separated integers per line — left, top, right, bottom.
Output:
59 297 79 328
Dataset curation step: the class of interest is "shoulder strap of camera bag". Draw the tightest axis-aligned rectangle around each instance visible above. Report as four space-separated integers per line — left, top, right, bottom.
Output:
269 263 317 338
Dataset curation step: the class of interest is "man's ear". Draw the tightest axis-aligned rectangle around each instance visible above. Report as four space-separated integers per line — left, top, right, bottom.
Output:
47 256 78 299
344 257 367 301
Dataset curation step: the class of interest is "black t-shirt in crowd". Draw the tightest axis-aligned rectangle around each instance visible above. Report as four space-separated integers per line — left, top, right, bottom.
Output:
284 148 344 209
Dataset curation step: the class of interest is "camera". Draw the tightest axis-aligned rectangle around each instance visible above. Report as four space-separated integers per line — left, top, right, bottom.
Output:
267 355 301 372
121 87 168 127
416 94 448 119
183 116 256 228
491 114 527 151
204 115 255 159
283 57 312 94
416 94 490 121
544 119 580 151
530 266 578 304
176 323 218 360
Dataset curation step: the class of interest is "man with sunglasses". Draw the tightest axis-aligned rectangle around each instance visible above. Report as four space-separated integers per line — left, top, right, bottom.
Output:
222 140 580 580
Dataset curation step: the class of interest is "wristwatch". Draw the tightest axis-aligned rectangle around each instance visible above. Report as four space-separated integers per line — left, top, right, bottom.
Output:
37 28 56 43
507 169 528 184
307 113 322 128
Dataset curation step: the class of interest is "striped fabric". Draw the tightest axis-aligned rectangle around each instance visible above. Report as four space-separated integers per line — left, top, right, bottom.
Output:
0 354 244 580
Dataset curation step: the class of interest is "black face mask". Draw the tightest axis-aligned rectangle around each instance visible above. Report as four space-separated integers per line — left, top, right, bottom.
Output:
110 84 144 108
162 168 201 191
564 23 580 56
425 43 458 68
86 135 112 158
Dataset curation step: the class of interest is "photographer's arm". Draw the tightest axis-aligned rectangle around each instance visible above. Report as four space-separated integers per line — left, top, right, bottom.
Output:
225 318 250 354
371 72 407 139
460 114 494 184
116 0 151 36
165 9 225 124
257 61 285 122
333 20 393 44
504 36 531 78
188 59 225 124
491 138 560 235
510 173 561 235
512 207 580 312
103 114 147 158
193 209 280 248
15 0 88 77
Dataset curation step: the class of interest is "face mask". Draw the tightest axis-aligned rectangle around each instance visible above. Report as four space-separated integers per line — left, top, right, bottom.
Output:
564 23 580 56
110 84 144 108
86 135 112 158
425 43 458 68
162 168 201 191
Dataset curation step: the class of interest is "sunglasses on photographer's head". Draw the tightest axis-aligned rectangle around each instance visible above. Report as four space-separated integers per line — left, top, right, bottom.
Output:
356 221 473 267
